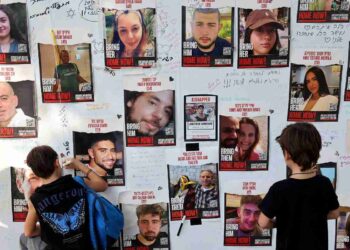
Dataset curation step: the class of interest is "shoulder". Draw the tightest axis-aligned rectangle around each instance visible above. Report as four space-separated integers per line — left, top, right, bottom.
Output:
320 95 338 103
215 37 231 47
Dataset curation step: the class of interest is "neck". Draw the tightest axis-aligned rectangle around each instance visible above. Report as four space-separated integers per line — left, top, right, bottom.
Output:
137 234 156 246
40 173 60 185
0 36 12 45
311 93 320 100
289 167 317 179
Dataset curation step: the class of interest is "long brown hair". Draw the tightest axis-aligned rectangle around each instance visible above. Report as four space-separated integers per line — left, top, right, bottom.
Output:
238 117 260 161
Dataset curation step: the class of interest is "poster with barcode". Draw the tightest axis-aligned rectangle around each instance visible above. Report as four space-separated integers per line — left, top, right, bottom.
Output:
124 75 175 147
73 131 124 186
224 193 272 246
181 0 233 67
184 95 217 141
336 206 350 249
0 1 30 64
236 0 290 68
297 0 350 23
167 146 220 221
11 167 31 222
102 0 156 68
0 65 36 138
288 63 341 122
119 190 170 250
219 115 269 171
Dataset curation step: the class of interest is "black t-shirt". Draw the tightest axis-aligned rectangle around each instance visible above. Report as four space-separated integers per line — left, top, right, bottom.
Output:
260 175 339 250
130 231 169 249
188 37 231 57
31 175 92 250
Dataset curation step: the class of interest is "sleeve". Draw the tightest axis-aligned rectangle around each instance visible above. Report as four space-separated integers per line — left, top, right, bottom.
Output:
259 183 279 219
324 178 339 211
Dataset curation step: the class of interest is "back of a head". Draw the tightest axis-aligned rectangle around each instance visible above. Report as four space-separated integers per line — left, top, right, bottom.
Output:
276 123 321 171
26 145 58 179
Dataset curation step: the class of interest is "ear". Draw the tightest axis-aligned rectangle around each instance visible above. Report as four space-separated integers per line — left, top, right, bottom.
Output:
127 100 133 108
219 23 223 31
283 150 291 160
55 158 60 168
88 148 94 159
13 95 19 108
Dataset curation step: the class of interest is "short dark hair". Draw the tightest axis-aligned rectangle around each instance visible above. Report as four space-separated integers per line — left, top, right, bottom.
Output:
302 66 330 100
192 8 221 23
26 145 58 178
276 123 321 171
197 105 204 109
240 195 262 207
89 133 116 148
136 203 164 219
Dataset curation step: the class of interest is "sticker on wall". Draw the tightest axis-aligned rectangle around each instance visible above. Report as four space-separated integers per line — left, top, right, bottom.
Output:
124 75 175 147
0 1 30 64
219 115 269 171
184 95 217 141
181 0 233 67
237 6 290 68
297 0 350 23
167 146 220 221
0 65 37 138
102 0 156 68
119 190 170 249
224 193 272 246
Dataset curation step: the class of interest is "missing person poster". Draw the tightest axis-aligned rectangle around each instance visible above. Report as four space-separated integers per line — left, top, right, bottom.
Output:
288 63 341 122
337 206 350 249
73 129 124 186
237 0 290 68
224 193 272 246
167 147 220 221
124 75 175 147
345 42 350 101
102 0 157 68
119 190 170 250
297 0 350 23
184 95 217 141
219 114 269 171
0 1 30 64
182 0 233 67
38 42 94 103
11 167 27 222
0 65 37 138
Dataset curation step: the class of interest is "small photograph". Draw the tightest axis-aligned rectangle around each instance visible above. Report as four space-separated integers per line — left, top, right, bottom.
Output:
288 64 341 122
38 43 93 103
238 7 290 68
224 193 272 246
184 95 217 141
336 207 350 249
121 203 170 249
11 167 40 222
168 163 220 220
297 0 350 22
219 115 269 171
0 3 30 64
0 81 37 138
124 89 175 147
182 6 233 67
73 131 124 186
104 8 156 68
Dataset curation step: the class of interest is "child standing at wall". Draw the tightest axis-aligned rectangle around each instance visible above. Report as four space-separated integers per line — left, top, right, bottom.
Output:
258 123 339 250
24 145 108 249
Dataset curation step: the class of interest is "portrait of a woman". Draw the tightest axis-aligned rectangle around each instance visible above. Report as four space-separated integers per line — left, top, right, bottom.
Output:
234 117 260 162
0 5 27 53
301 66 338 111
244 9 284 56
112 9 154 58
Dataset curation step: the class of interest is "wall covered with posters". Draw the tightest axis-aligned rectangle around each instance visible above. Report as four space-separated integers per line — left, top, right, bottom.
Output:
1 0 350 249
